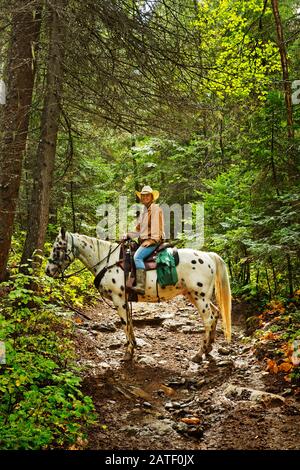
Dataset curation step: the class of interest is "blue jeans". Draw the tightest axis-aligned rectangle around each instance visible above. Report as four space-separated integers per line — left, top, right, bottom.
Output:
134 244 158 270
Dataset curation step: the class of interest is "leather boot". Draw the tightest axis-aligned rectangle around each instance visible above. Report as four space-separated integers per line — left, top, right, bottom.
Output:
132 269 146 295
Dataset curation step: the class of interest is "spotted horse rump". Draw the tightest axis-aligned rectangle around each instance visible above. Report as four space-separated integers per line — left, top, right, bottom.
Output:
46 228 232 363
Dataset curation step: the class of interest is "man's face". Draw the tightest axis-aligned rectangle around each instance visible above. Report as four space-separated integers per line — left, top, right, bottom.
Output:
141 193 153 205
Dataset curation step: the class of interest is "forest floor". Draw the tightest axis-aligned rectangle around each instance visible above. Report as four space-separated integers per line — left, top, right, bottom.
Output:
74 296 300 451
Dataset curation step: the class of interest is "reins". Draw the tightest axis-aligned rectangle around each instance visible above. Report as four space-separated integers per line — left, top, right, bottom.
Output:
59 238 122 281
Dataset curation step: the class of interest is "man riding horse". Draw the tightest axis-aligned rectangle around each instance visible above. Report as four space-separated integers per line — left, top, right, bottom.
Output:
124 185 165 295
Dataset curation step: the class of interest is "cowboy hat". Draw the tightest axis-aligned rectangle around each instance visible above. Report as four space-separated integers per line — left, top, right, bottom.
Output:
136 185 159 201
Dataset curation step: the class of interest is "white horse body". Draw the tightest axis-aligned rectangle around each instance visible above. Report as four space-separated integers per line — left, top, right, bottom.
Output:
46 229 231 362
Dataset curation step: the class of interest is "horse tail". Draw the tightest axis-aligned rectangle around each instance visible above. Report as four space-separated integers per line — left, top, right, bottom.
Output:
210 253 231 342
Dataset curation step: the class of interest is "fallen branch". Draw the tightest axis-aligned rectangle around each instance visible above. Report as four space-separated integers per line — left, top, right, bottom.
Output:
62 301 92 321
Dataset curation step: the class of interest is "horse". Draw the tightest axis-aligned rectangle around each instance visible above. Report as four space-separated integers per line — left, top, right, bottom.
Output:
45 228 231 363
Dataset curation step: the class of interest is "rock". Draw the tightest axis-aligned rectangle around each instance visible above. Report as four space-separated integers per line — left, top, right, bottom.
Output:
158 333 168 340
164 401 181 410
137 355 156 366
218 347 231 355
90 322 117 332
217 360 233 367
163 319 186 331
108 342 123 350
164 401 174 409
196 379 206 388
179 400 195 409
167 378 186 387
173 422 204 438
148 419 175 436
158 360 168 365
241 345 252 353
186 362 201 373
98 361 111 369
143 330 156 338
143 401 152 408
129 386 152 400
173 421 189 434
119 425 140 436
180 417 201 425
185 378 198 386
154 312 175 320
158 384 175 397
136 338 150 348
179 311 191 317
224 385 286 407
114 351 124 357
77 328 91 336
234 359 248 370
182 326 205 334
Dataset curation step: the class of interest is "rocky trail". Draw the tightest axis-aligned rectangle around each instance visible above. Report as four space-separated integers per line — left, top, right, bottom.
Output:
74 297 300 450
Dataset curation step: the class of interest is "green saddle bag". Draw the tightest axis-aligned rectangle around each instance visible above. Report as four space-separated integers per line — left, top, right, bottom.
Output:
156 248 178 287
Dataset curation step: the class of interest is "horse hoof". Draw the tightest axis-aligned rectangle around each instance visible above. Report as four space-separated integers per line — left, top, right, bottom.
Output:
191 353 203 364
122 351 133 362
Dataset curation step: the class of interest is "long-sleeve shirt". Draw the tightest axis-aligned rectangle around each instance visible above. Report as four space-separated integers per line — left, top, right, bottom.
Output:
131 203 165 247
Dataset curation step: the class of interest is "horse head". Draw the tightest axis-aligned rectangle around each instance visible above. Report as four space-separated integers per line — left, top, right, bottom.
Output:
45 227 75 277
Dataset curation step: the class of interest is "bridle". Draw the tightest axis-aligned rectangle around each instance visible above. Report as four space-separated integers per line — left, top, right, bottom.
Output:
48 233 78 278
48 233 122 280
49 235 133 325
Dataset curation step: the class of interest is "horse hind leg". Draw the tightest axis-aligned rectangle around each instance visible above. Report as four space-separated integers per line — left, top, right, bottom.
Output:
192 299 219 363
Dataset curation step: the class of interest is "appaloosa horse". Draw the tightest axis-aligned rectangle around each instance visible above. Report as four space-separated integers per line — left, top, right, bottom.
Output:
46 228 231 362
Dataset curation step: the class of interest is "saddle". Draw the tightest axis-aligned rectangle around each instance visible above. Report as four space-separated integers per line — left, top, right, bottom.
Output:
118 241 179 272
119 241 178 271
119 241 179 298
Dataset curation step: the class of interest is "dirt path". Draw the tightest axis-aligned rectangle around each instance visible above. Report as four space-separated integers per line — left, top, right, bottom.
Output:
74 296 300 450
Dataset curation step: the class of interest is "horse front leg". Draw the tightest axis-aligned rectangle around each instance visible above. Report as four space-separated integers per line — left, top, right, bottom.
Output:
192 300 219 363
113 297 136 361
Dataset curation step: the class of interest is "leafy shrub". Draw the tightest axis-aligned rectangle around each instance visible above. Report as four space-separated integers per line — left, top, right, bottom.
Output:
0 273 96 449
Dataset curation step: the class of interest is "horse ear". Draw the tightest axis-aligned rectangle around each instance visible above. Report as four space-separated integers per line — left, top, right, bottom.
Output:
60 227 66 240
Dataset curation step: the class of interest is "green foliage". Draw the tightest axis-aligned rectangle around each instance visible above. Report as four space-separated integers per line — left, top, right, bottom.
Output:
194 0 281 102
10 239 97 309
202 138 299 299
0 273 96 450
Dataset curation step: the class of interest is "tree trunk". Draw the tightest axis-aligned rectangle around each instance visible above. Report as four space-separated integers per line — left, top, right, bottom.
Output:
70 181 76 233
219 118 225 169
265 269 272 301
269 256 278 295
256 269 260 300
271 0 294 139
0 1 42 281
131 136 140 203
192 0 209 162
20 0 67 271
286 253 293 297
270 109 280 196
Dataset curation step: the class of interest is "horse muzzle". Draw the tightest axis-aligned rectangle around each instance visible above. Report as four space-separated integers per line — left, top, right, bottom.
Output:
45 264 60 278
